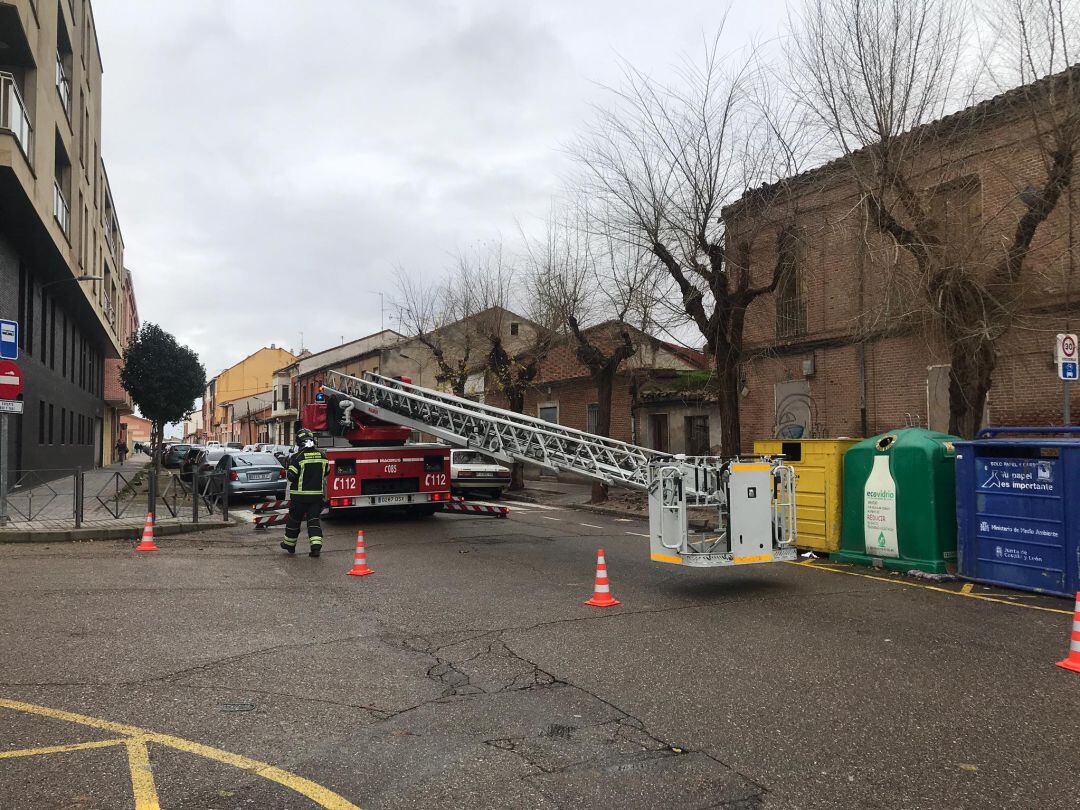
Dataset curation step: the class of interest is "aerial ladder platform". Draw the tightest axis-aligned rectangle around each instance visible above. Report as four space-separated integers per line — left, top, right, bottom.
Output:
320 370 797 568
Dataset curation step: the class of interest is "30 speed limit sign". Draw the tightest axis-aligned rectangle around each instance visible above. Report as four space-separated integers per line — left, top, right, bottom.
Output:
1058 333 1078 381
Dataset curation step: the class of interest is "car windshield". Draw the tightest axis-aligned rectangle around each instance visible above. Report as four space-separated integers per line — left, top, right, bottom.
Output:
454 451 495 465
233 453 280 466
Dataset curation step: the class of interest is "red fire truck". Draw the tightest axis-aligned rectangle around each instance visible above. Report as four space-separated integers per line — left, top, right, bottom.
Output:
299 381 451 517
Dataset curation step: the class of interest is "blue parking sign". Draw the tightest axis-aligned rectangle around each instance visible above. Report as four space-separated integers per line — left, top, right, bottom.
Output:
0 319 16 360
1062 360 1078 380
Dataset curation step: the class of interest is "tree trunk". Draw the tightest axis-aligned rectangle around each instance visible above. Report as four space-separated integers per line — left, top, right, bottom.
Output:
714 342 742 457
947 341 996 439
589 371 617 503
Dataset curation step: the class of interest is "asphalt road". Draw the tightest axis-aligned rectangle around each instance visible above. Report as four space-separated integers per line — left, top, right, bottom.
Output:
0 499 1077 809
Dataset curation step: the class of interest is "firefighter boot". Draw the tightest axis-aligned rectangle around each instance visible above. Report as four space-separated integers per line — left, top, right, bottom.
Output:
309 537 323 558
280 538 296 555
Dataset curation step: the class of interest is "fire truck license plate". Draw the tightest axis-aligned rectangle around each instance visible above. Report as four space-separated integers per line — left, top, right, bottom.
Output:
377 495 408 504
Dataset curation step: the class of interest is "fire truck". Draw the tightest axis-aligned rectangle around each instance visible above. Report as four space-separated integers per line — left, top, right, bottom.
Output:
299 379 452 517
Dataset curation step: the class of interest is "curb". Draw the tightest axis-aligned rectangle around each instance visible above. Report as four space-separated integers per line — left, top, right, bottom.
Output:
504 492 713 529
0 516 245 544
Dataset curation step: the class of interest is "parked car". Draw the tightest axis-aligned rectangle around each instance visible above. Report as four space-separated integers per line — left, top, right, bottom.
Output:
163 443 192 469
225 442 244 450
179 445 206 481
204 452 288 501
206 441 221 449
190 448 232 488
449 449 511 498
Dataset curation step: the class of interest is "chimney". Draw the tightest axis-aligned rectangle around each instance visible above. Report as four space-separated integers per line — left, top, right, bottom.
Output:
270 343 276 349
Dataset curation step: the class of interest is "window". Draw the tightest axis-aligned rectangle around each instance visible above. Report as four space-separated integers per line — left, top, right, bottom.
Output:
40 290 48 354
61 407 66 444
685 415 710 456
510 322 520 336
50 299 57 369
538 403 559 424
61 312 67 376
930 175 981 263
78 413 84 444
49 403 55 444
39 401 46 444
650 413 669 453
69 410 74 444
586 403 600 434
775 226 806 340
17 264 27 351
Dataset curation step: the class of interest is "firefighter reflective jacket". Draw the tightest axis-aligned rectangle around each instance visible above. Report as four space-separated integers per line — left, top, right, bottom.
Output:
287 447 330 497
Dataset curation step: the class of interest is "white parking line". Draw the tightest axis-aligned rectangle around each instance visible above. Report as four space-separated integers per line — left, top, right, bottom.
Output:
579 523 606 530
540 516 562 521
625 531 649 538
615 518 633 523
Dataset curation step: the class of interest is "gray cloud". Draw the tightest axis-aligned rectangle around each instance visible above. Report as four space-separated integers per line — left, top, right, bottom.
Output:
94 0 786 376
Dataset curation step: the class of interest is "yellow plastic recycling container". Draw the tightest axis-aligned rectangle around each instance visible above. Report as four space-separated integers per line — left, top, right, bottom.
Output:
754 438 861 553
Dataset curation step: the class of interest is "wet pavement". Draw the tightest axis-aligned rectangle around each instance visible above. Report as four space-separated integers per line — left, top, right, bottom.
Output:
0 499 1077 808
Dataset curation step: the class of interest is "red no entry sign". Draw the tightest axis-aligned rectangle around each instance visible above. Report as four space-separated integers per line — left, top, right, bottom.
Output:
0 359 23 400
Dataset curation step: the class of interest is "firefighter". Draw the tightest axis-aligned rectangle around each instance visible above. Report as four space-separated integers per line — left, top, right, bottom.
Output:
281 429 330 557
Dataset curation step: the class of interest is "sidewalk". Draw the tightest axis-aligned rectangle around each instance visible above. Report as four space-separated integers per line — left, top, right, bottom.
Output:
506 477 652 518
0 452 231 540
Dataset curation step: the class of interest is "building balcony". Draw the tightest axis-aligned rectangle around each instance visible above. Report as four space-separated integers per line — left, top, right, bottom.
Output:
55 52 71 118
271 399 295 418
53 180 70 236
0 72 33 162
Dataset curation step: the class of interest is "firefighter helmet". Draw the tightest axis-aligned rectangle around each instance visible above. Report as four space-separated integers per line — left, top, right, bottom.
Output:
296 428 316 448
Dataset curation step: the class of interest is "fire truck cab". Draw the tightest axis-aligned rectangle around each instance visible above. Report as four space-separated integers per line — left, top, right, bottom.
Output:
300 381 451 517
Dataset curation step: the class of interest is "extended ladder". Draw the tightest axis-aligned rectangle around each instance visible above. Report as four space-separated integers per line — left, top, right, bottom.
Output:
320 370 796 567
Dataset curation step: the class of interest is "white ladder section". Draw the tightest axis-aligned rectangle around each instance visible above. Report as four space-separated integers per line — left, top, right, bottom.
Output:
322 370 667 489
320 370 796 567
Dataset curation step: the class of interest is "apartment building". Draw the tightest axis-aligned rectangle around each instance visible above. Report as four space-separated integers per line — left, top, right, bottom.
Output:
0 0 133 474
202 345 298 442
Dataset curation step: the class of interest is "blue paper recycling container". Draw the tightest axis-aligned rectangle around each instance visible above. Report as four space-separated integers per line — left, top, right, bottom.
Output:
954 427 1080 597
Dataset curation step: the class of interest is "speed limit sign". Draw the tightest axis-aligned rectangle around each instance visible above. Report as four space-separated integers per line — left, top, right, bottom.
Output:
1058 333 1077 360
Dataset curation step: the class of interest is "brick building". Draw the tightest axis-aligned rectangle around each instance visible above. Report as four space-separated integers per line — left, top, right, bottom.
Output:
723 71 1079 450
486 321 715 453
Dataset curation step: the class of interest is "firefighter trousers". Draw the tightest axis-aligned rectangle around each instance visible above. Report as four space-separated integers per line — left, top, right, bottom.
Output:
283 497 324 548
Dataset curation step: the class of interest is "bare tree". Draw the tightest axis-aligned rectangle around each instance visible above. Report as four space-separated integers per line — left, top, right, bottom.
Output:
393 261 481 397
789 0 1077 437
526 204 659 501
571 31 794 455
455 240 560 489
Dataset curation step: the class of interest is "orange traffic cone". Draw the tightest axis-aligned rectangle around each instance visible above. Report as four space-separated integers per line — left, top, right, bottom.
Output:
584 548 620 607
135 512 158 552
1055 592 1080 674
347 531 373 576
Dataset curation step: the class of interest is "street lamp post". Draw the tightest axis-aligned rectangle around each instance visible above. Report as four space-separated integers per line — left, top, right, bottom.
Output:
41 274 103 290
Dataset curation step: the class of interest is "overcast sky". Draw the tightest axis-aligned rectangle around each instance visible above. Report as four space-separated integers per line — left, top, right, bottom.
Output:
94 0 787 378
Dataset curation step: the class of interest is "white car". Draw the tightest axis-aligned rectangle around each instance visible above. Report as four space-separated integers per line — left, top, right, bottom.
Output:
450 449 511 499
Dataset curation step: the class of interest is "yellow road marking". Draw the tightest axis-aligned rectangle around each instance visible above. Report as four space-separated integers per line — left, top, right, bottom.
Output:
0 737 129 759
125 738 160 810
0 699 360 809
787 562 1072 615
961 582 974 594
